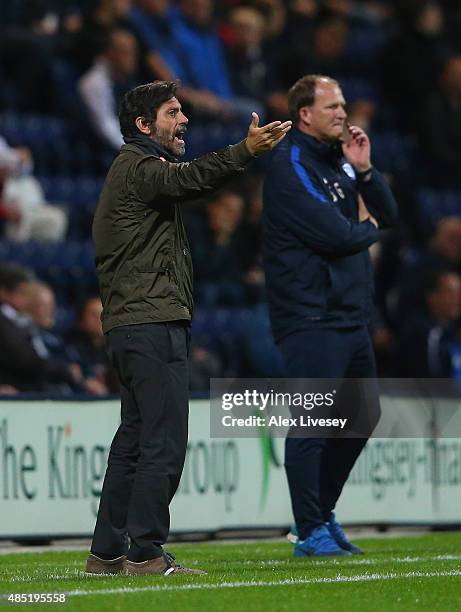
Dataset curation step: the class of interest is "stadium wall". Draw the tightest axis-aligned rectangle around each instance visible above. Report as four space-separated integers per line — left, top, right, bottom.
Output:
0 397 460 539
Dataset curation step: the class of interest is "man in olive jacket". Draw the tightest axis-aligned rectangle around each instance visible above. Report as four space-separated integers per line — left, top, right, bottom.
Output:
86 81 291 576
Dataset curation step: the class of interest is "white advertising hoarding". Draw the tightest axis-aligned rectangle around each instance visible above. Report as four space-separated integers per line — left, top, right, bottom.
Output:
0 397 460 538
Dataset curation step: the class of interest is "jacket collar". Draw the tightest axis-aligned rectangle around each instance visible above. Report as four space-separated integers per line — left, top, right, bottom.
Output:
122 134 178 162
291 128 343 164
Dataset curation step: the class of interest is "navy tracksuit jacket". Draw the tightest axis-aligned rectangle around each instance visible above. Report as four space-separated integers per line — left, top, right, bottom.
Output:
263 128 398 344
262 128 399 538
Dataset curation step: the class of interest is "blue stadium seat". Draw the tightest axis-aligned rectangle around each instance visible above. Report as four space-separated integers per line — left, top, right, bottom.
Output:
38 175 103 204
418 190 461 232
338 77 380 104
0 113 67 145
370 131 416 173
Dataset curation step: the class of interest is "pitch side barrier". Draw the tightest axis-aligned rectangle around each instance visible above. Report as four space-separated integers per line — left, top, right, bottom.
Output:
0 379 460 540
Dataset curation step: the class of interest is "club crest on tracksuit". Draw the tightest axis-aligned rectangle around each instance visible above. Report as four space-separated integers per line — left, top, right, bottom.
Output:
342 162 356 180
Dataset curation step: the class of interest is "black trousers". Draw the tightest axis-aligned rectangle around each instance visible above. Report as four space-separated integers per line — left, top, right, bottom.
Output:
278 326 380 541
91 321 190 562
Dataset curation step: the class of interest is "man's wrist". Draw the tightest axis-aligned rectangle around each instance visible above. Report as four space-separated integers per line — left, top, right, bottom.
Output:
355 166 373 182
244 138 258 157
232 140 257 164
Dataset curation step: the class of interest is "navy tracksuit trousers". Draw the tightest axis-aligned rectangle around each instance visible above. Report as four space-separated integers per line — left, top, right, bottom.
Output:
278 326 380 540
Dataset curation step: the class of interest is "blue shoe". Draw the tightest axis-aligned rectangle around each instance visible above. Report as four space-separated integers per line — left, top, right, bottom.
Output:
327 513 363 554
286 525 298 544
294 526 351 557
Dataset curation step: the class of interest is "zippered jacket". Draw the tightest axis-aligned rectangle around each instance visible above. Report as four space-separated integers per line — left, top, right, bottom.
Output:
93 140 253 333
262 128 398 342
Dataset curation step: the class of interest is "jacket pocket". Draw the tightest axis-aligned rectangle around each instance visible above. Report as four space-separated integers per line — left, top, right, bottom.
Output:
326 256 367 314
129 268 173 306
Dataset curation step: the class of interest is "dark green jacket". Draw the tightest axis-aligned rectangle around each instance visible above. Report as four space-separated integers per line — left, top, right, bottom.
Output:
92 140 253 333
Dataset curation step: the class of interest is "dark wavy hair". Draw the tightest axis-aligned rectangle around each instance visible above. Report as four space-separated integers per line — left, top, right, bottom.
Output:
119 81 178 138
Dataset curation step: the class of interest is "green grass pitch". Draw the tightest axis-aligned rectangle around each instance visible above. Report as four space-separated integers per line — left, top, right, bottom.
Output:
1 533 460 611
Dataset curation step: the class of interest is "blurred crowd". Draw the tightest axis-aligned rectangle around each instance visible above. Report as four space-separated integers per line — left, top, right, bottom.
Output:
2 0 461 394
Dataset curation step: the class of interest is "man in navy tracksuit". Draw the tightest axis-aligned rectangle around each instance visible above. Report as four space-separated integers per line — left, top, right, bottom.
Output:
263 75 398 556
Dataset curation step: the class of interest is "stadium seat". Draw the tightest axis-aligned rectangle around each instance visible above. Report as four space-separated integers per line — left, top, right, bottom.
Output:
418 189 461 233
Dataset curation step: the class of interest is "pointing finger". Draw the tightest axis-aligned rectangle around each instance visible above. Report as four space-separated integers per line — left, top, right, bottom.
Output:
259 119 283 132
271 123 292 135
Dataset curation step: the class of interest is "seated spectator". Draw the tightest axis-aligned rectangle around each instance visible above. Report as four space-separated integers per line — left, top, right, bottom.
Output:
23 281 66 360
346 99 377 132
223 5 288 119
418 54 461 188
192 190 246 306
0 263 81 393
129 0 231 116
69 0 138 74
189 342 223 393
397 216 461 327
78 28 141 151
381 1 450 126
0 0 58 112
397 268 461 377
325 0 391 24
171 0 231 98
278 15 350 89
253 0 286 39
128 0 185 78
169 0 262 119
277 0 319 74
0 385 18 396
0 137 67 242
66 296 119 395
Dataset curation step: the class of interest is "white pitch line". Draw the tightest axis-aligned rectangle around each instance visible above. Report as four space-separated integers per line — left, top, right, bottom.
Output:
46 570 461 598
242 554 461 567
5 553 461 572
3 554 461 581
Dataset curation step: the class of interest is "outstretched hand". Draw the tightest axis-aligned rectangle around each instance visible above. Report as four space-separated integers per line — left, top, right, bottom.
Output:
245 112 292 156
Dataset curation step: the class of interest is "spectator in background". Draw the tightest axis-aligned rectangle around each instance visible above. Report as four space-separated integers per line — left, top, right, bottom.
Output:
169 0 263 119
346 99 376 132
223 5 288 119
192 190 246 306
0 137 67 242
128 0 185 78
278 15 350 89
128 0 230 115
189 343 223 392
381 1 450 126
23 281 64 358
0 0 58 112
247 0 287 39
69 0 135 74
0 263 81 393
66 296 119 395
418 55 461 188
279 0 319 65
397 216 461 327
78 28 141 151
172 0 232 100
324 0 391 24
67 0 169 85
279 0 319 58
397 268 461 377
